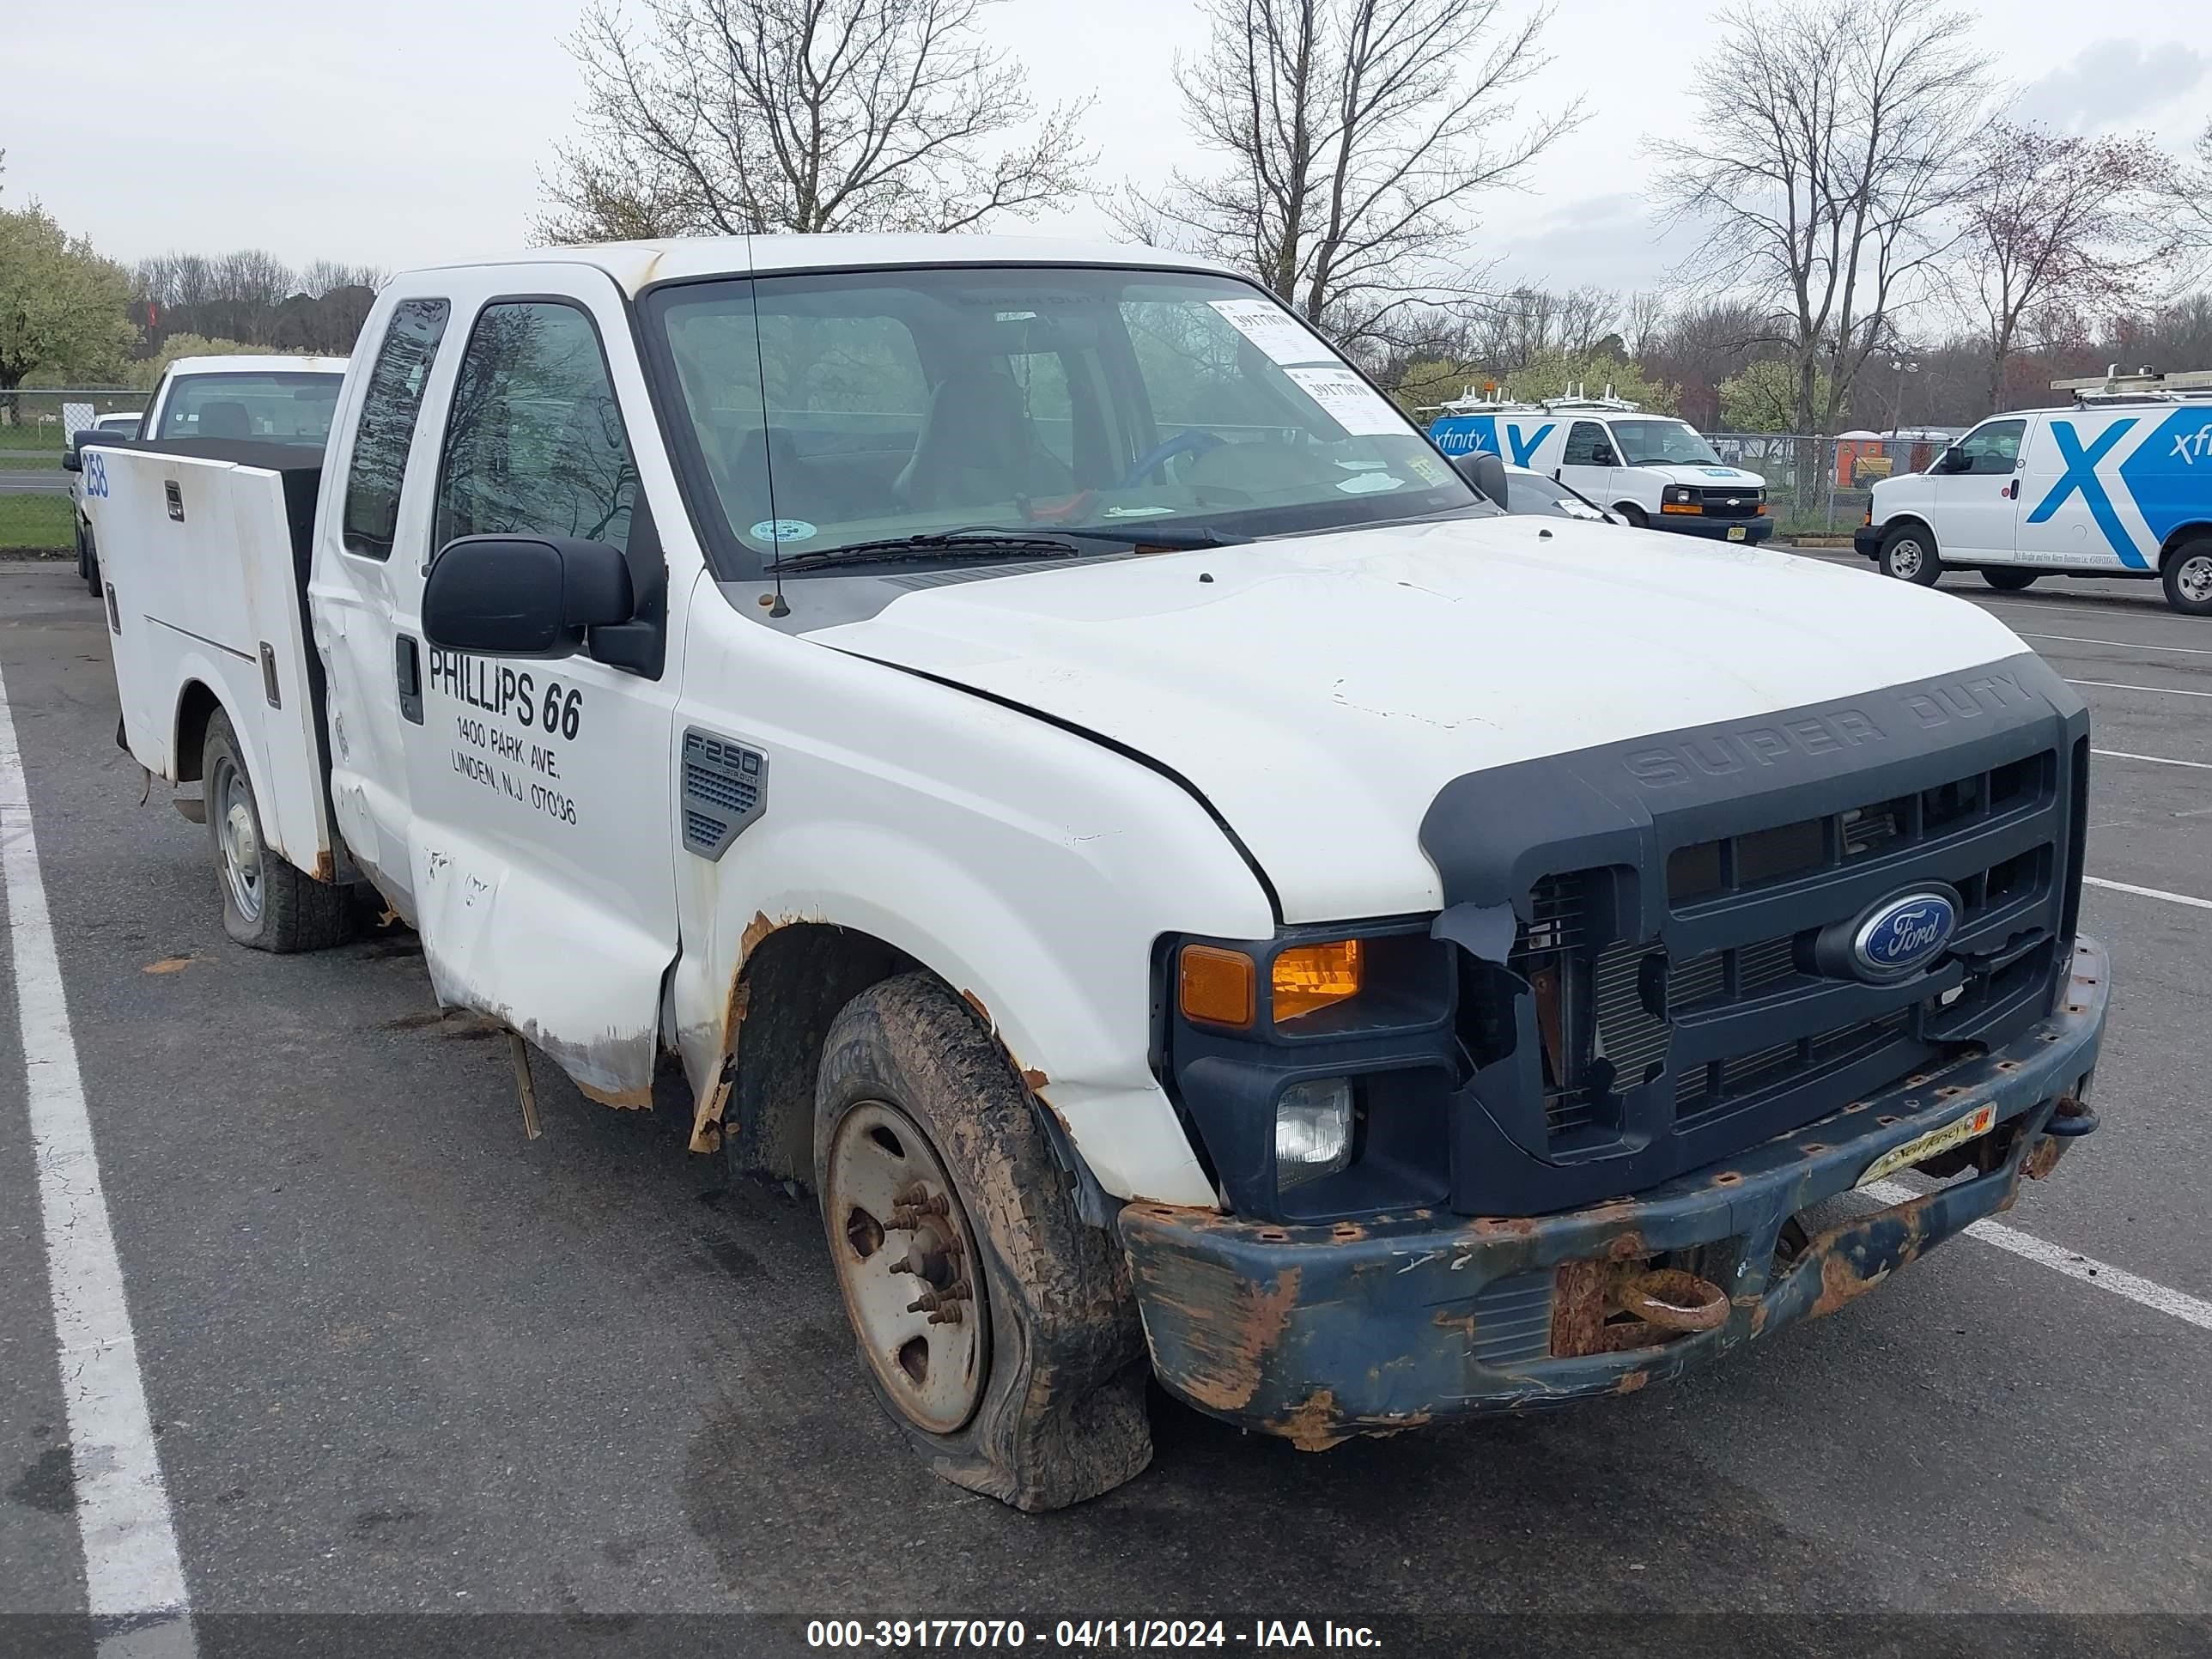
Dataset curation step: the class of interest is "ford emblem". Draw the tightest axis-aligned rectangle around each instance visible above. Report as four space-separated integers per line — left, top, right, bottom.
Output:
1828 889 1958 982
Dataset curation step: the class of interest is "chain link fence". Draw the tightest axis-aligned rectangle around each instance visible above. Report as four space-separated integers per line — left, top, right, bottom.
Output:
0 388 155 468
1705 431 1963 538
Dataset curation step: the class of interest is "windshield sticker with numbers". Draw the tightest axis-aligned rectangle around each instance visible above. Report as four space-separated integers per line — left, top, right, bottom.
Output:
1282 366 1408 437
1207 299 1334 367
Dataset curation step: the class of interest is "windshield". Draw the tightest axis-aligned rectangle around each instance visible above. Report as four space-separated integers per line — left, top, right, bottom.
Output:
155 371 342 444
1610 419 1723 467
641 266 1487 574
1505 471 1608 521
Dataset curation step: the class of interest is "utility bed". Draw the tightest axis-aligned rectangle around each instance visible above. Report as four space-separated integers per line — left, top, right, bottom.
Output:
85 439 345 880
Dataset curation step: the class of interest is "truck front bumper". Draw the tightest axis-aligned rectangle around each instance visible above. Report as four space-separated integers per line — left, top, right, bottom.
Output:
1653 514 1773 544
1120 938 2107 1448
1854 524 1885 559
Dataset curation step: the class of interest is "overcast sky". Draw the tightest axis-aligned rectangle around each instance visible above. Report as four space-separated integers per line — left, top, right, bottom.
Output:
4 0 2204 296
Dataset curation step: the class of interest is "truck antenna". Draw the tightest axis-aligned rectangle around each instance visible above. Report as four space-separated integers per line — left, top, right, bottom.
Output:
748 237 790 619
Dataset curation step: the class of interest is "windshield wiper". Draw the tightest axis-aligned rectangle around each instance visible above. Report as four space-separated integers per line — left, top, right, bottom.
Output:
767 523 1240 572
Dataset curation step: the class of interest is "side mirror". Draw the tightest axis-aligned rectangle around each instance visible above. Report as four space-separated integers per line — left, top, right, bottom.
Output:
1937 448 1972 474
422 535 634 658
1452 449 1509 507
61 447 82 473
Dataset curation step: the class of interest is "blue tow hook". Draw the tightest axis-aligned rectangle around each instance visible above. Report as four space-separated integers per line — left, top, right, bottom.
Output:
2045 1096 2100 1139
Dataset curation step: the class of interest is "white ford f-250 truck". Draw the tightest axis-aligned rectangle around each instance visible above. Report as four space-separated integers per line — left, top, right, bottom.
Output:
82 236 2109 1510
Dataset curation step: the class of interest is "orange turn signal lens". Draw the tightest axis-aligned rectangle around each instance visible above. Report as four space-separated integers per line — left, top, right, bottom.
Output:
1660 501 1702 515
1272 939 1364 1023
1180 945 1256 1028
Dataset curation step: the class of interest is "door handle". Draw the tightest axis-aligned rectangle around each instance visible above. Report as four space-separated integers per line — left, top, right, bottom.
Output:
395 634 424 726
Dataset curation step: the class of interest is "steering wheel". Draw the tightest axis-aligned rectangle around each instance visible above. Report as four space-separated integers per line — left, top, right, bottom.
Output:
1117 429 1224 490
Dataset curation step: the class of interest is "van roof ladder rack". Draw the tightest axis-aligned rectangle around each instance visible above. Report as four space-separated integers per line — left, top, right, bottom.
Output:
2051 366 2212 405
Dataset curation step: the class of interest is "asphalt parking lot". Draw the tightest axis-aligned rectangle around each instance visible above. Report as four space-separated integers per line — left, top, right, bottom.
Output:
3 551 2211 1657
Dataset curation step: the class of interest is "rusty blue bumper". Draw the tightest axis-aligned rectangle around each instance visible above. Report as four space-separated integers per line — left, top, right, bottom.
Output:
1120 938 2108 1448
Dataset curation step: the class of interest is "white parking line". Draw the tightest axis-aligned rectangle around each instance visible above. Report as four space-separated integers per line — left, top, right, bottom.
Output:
2020 631 2212 658
1862 1181 2212 1332
0 659 198 1656
2084 875 2212 912
2066 678 2212 699
2094 748 2212 771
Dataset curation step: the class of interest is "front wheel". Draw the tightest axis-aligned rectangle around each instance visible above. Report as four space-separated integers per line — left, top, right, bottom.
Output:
1981 568 2039 592
815 973 1151 1510
2164 540 2212 617
202 708 355 952
1613 502 1650 529
1880 524 1942 585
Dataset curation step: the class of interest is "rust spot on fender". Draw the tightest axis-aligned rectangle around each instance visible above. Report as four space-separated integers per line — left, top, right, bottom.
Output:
1273 1389 1347 1453
313 850 336 883
1130 1245 1300 1414
740 911 778 957
1614 1369 1650 1395
1432 1305 1479 1343
1019 1067 1049 1093
689 1073 732 1155
960 988 993 1029
1604 1230 1647 1261
1469 1216 1538 1239
576 1078 653 1111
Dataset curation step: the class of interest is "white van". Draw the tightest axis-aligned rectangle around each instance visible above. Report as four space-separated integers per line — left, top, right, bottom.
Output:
1428 393 1771 543
1858 368 2212 615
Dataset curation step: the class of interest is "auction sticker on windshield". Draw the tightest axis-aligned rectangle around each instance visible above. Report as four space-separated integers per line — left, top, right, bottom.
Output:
1856 1103 1996 1188
1283 367 1407 437
1208 299 1332 366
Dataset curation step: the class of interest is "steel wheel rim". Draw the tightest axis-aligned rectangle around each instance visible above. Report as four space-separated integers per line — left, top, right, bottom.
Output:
824 1098 991 1434
1890 540 1923 578
2179 555 2212 605
212 756 264 922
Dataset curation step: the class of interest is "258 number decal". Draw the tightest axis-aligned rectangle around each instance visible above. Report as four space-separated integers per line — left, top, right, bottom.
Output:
537 681 583 740
83 452 109 498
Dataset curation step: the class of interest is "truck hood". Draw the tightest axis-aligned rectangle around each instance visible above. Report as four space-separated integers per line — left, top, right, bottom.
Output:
808 517 2030 922
1647 463 1766 489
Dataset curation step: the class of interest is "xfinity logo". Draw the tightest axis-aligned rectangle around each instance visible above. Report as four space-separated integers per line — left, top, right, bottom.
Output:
2174 425 2212 465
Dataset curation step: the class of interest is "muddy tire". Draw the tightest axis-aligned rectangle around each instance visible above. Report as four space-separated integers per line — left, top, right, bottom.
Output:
813 972 1151 1510
2164 538 2212 617
1880 522 1942 585
1613 502 1649 529
202 708 354 953
1981 567 2039 592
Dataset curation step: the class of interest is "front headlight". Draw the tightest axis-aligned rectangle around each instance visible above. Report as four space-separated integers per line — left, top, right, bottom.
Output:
1275 1078 1354 1188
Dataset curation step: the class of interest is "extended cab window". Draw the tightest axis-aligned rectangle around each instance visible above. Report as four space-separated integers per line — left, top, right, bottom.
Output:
433 301 638 556
1950 419 2027 474
341 299 452 560
1563 421 1615 465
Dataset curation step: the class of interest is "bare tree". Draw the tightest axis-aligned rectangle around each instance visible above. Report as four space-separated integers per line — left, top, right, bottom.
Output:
2165 122 2212 283
300 260 389 297
1655 0 1992 450
535 0 1092 241
1110 0 1580 356
1554 284 1620 357
1624 289 1669 361
1959 122 2170 413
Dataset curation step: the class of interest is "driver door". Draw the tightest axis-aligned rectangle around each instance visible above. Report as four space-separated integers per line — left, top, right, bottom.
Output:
396 270 687 1104
1559 419 1620 506
1933 418 2027 561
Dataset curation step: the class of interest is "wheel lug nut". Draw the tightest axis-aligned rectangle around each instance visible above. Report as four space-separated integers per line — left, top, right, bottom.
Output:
906 1291 942 1314
927 1305 962 1326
